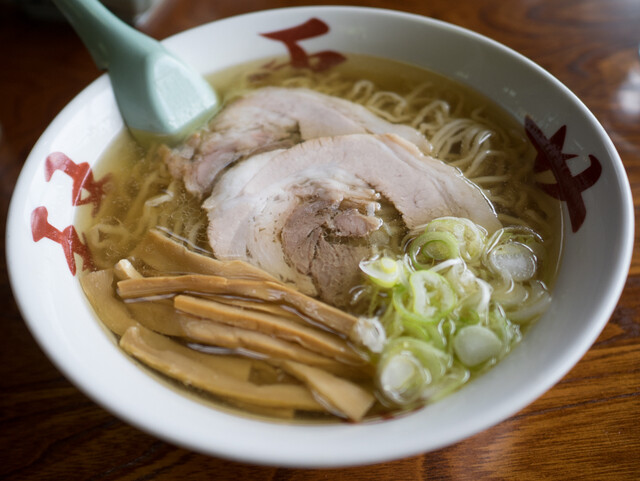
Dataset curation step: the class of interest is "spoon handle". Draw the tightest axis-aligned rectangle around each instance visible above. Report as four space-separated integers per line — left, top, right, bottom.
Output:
51 0 218 144
52 0 157 71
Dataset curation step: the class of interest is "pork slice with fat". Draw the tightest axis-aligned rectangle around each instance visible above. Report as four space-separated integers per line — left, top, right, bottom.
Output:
159 87 431 195
204 133 500 307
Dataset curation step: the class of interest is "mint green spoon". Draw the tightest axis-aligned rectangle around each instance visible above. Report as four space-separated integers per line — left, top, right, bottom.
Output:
52 0 218 146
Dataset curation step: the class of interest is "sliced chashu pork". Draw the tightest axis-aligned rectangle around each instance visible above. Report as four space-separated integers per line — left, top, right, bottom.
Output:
160 87 431 196
204 133 500 307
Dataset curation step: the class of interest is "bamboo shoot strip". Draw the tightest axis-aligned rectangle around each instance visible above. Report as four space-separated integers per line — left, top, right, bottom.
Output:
123 295 365 376
124 298 188 337
131 229 276 281
181 319 369 379
120 325 325 411
80 269 137 336
225 399 296 420
114 259 143 280
82 271 253 380
174 295 363 364
202 294 303 322
280 361 376 422
117 274 359 338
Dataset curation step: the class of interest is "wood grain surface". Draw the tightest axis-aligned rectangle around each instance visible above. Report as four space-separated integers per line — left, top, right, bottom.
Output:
1 0 639 479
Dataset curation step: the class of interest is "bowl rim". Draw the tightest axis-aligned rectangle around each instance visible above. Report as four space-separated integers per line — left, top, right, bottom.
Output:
6 5 635 468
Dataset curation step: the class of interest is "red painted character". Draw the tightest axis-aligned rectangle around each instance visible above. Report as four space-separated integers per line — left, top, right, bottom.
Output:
45 152 109 216
31 206 94 275
30 152 108 274
525 116 602 232
260 18 346 72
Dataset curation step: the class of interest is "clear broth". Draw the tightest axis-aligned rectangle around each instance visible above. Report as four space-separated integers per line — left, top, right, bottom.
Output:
77 54 563 423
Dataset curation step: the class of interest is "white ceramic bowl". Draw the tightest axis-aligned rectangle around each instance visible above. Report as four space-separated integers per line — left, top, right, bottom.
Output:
6 6 634 467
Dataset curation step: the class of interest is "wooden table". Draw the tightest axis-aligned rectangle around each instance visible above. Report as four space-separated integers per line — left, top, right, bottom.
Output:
1 0 638 479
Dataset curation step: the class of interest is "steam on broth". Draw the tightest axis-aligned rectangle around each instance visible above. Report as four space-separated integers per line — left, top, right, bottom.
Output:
77 55 562 422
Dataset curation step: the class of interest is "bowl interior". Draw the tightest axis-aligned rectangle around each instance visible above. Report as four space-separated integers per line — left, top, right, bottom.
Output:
6 6 633 468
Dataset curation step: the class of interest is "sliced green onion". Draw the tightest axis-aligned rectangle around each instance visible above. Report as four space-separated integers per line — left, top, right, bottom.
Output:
353 316 387 353
486 242 537 281
429 258 465 274
391 287 429 324
420 361 470 402
409 270 457 320
360 256 404 288
492 278 529 308
426 217 487 263
355 216 552 408
378 337 451 405
408 231 460 268
486 226 544 251
401 317 432 341
437 262 491 323
378 350 428 405
453 325 503 367
488 304 521 356
507 280 552 324
485 226 545 281
456 277 493 324
384 311 406 340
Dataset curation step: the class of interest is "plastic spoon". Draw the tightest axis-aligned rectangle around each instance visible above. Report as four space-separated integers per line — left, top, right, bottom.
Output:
52 0 218 146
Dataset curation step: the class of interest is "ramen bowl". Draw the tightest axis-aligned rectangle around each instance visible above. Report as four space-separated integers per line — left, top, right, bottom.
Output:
6 6 633 467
